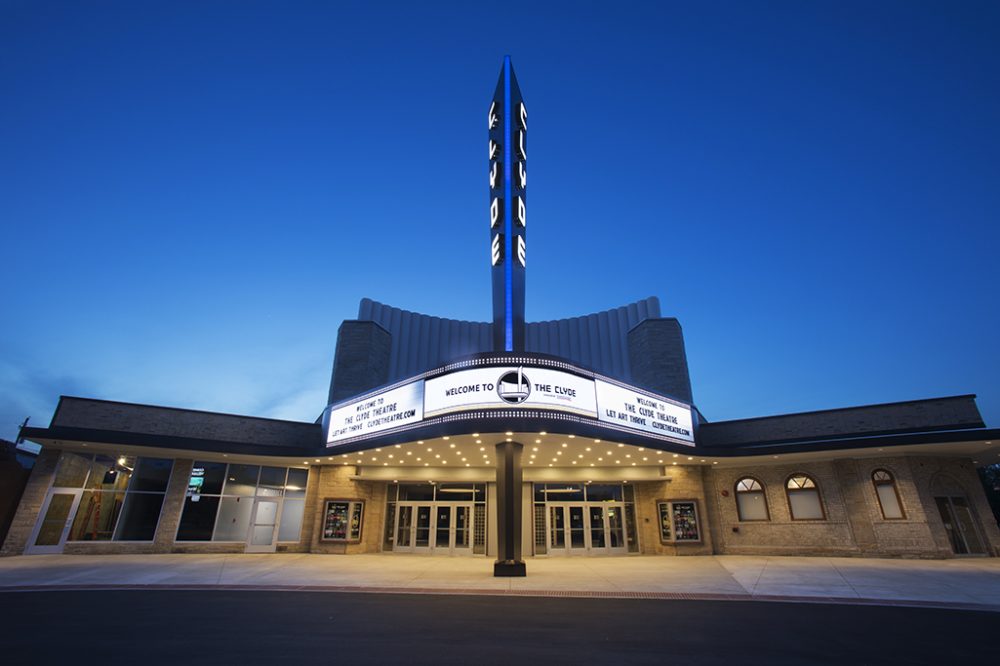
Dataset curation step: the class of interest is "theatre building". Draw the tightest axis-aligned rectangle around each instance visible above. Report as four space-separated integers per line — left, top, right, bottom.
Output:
4 59 999 572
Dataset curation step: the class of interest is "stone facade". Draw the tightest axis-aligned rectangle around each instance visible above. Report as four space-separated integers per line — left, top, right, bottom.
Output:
703 456 1000 558
0 448 60 557
633 466 713 555
4 449 997 560
306 465 386 554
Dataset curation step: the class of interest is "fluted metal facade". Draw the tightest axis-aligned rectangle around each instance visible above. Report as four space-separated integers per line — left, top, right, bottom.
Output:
357 296 662 384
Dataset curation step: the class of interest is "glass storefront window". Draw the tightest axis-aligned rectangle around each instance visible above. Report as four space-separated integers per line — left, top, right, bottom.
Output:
177 462 309 542
398 484 435 501
60 454 173 543
278 500 305 542
585 484 622 502
114 492 166 540
129 457 172 492
70 491 125 541
84 455 131 491
257 467 287 497
53 452 93 488
214 496 254 541
176 496 221 541
285 468 308 499
223 465 260 496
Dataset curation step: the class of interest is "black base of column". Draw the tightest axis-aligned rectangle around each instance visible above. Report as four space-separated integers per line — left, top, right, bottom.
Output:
493 559 527 577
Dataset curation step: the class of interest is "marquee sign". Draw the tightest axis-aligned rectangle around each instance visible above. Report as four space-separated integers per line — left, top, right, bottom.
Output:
424 366 597 418
326 362 694 447
326 381 424 443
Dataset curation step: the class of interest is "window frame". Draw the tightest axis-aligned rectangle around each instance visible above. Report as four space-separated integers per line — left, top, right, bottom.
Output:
871 468 906 520
784 473 827 521
734 476 771 522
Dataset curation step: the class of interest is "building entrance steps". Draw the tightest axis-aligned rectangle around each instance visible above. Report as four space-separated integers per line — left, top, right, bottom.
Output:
0 554 997 612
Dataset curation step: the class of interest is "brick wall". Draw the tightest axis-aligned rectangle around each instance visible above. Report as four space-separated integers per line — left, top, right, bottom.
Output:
633 465 713 555
627 318 693 404
307 465 386 554
0 448 59 556
704 455 999 558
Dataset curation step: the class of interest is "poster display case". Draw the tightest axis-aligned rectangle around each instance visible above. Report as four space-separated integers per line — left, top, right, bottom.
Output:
322 499 364 542
656 500 701 543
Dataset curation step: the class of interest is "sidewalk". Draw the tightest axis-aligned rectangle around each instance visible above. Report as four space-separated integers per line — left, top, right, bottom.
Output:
1 553 998 611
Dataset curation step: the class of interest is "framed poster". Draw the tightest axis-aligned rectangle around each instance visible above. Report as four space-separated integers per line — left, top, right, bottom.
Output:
656 500 701 543
322 499 364 542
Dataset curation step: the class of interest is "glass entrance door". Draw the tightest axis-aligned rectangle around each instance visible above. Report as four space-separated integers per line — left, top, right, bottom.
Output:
547 502 629 556
935 496 986 555
246 499 280 553
393 503 473 555
27 489 83 554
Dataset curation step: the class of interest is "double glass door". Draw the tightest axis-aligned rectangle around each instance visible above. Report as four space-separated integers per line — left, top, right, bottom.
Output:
935 496 986 555
394 502 473 555
548 503 628 556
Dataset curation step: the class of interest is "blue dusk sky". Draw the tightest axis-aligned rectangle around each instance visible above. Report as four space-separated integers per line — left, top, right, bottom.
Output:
2 1 998 442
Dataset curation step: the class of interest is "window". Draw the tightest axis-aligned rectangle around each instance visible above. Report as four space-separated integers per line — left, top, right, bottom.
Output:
657 500 701 543
176 463 308 542
322 500 364 541
734 477 770 521
872 469 905 520
67 455 173 541
785 474 825 520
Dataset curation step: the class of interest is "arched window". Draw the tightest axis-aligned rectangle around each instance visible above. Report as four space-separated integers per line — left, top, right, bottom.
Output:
872 469 905 519
785 474 825 520
734 477 769 521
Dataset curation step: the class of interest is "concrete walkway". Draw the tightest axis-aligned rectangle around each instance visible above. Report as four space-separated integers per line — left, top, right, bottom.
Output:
1 553 998 611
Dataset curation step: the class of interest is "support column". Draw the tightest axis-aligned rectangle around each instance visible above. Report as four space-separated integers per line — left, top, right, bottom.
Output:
493 440 526 576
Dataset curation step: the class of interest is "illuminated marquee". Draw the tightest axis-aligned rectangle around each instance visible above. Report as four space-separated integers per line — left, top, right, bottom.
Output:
326 362 694 447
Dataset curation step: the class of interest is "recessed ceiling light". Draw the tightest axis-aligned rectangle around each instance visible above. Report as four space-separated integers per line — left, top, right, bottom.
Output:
505 431 513 436
539 432 547 435
472 433 480 437
568 435 575 439
443 436 450 440
561 443 568 448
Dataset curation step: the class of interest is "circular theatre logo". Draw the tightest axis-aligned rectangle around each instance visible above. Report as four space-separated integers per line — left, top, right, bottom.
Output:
497 367 530 404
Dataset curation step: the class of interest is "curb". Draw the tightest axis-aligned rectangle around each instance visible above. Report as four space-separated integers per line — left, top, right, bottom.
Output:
1 583 997 613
